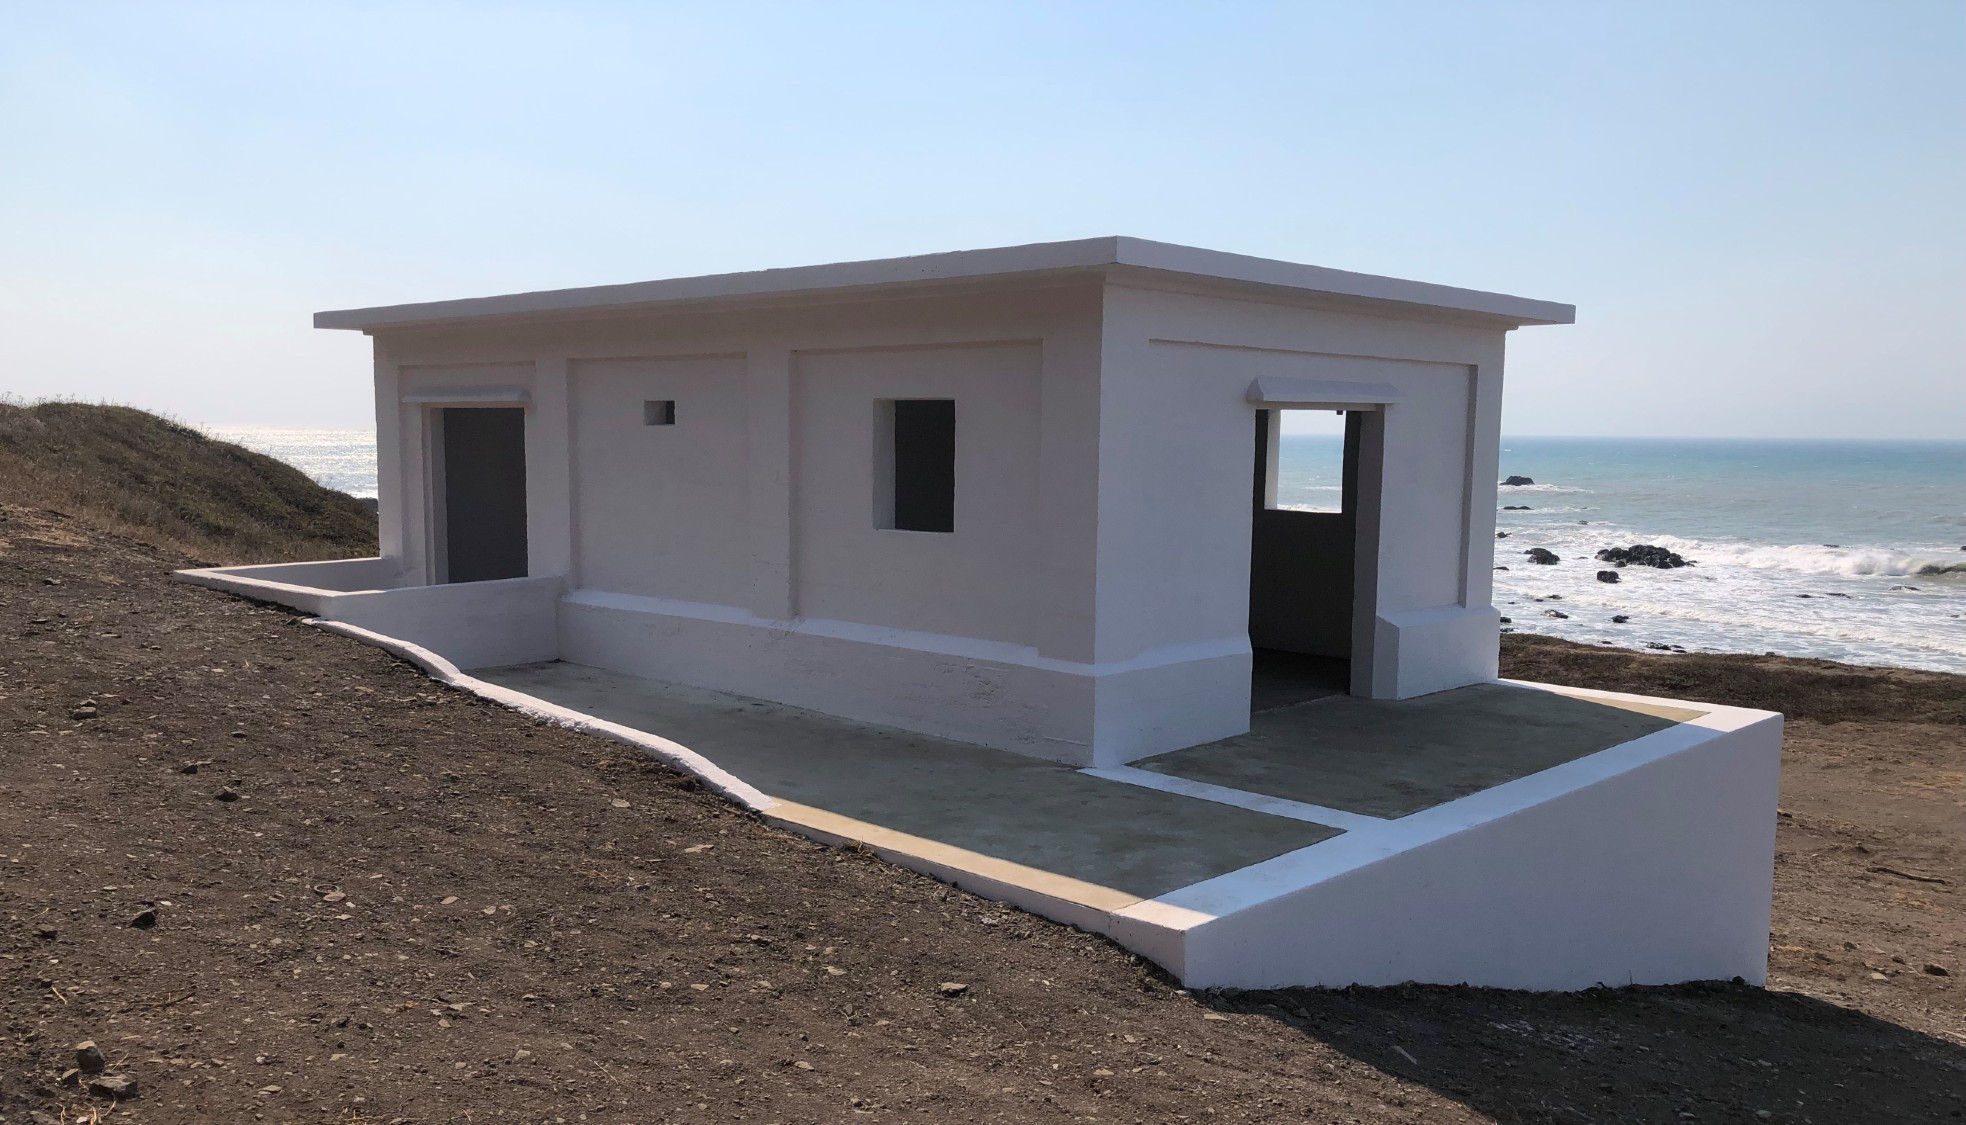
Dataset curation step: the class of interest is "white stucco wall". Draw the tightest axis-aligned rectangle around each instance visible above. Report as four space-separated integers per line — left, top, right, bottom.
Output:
341 274 1520 759
570 354 751 606
1098 286 1508 699
376 286 1103 630
794 342 1044 645
390 361 540 587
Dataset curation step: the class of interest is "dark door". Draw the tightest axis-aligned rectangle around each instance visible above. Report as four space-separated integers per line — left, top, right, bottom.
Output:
440 407 528 583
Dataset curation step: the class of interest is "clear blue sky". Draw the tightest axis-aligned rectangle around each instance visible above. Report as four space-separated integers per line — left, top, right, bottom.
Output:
3 1 1960 437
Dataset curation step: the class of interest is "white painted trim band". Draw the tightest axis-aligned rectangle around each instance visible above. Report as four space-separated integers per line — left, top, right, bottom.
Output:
563 587 1249 677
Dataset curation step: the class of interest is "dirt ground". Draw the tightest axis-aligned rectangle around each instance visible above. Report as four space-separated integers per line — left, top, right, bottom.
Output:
2 503 1962 1123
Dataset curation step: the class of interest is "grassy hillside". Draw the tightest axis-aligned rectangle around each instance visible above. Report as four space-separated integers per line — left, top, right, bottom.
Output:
0 400 377 565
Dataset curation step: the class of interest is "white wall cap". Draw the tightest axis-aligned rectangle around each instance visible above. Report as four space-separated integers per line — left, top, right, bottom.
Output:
315 236 1575 333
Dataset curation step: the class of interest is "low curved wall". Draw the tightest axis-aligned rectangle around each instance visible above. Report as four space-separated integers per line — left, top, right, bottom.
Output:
174 562 560 670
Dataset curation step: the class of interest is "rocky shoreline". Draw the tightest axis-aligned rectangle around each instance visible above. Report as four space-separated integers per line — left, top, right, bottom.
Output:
1491 474 1966 672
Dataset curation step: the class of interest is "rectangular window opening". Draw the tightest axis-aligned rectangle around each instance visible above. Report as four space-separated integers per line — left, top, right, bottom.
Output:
879 398 956 533
643 400 676 426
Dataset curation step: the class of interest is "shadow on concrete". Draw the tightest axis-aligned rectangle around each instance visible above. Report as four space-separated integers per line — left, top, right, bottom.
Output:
1206 980 1966 1124
1250 648 1349 712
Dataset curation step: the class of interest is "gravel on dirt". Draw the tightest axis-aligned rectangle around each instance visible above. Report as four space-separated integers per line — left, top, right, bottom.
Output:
2 503 1962 1123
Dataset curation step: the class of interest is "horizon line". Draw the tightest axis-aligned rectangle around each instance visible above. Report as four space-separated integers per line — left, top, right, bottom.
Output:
186 420 1966 444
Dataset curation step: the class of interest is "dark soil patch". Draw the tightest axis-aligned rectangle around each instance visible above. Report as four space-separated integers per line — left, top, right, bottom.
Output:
2 509 1962 1122
1503 632 1966 725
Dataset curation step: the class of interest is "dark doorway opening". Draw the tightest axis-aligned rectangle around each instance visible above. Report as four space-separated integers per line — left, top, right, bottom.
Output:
1248 408 1362 712
438 407 528 583
1250 649 1350 712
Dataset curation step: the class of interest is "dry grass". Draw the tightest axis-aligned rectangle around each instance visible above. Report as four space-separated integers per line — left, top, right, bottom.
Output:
0 400 376 566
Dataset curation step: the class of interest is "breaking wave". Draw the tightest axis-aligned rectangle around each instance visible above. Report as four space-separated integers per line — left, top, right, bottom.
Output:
1513 589 1966 662
1497 505 1595 515
1640 536 1966 580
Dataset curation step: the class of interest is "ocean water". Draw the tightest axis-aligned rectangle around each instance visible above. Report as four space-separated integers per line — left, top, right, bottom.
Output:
204 427 380 498
1280 435 1966 674
204 425 1966 674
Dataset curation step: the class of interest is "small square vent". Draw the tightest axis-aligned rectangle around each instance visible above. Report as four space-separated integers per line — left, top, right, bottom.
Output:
643 400 676 426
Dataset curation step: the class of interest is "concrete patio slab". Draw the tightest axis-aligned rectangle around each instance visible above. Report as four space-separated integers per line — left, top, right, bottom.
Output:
451 653 1773 991
269 617 1780 991
475 661 1341 900
1135 682 1705 818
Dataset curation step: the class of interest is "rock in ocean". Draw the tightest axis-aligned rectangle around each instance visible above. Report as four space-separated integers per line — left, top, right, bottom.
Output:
1596 544 1691 569
1525 548 1560 565
1502 475 1535 486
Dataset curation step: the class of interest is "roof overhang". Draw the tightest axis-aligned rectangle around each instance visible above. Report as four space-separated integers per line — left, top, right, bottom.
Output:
314 236 1575 334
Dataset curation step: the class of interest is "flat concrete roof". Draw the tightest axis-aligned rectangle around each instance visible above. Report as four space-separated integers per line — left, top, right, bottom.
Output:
315 236 1575 332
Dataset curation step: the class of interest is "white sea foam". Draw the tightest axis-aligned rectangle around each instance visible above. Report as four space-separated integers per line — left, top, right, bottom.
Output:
1475 441 1966 673
1509 587 1966 661
1495 520 1966 672
1641 536 1966 579
1497 505 1595 515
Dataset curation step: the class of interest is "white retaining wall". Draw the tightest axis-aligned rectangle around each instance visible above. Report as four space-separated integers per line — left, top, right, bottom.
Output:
328 577 561 670
175 556 404 613
176 562 560 670
1121 697 1783 990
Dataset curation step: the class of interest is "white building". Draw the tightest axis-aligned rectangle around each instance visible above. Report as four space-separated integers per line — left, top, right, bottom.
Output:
255 238 1567 763
182 239 1781 990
